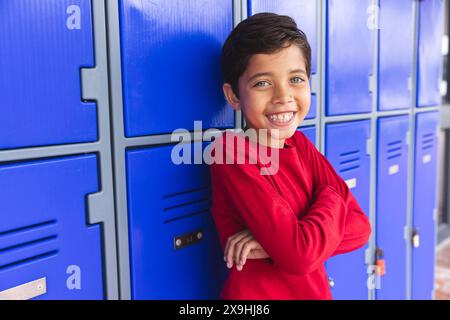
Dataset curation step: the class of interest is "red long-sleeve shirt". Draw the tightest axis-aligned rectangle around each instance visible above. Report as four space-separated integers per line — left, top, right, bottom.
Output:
210 130 371 300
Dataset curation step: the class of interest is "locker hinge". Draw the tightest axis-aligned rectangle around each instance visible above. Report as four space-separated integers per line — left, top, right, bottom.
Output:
87 192 111 225
404 226 411 242
440 80 447 96
369 74 376 93
80 67 100 101
407 76 413 92
366 138 373 156
406 131 411 146
365 248 372 265
311 73 320 94
433 208 438 222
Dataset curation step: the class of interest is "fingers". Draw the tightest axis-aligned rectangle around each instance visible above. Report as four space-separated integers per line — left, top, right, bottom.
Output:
239 239 258 267
233 234 253 271
224 230 251 269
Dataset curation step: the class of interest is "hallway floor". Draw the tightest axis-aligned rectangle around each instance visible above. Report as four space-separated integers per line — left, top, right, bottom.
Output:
435 237 450 299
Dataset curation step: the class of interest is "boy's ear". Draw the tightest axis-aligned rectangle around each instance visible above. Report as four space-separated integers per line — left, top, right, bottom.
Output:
223 83 241 111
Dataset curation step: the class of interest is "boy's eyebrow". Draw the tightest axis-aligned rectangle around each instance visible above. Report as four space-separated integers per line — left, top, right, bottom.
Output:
289 68 308 76
248 72 273 82
248 69 308 82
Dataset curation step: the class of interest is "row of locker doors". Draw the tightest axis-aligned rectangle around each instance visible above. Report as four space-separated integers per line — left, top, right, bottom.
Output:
0 112 440 299
0 0 444 149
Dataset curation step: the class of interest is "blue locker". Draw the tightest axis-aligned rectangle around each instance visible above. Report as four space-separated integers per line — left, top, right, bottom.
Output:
378 0 414 111
119 0 234 137
0 155 104 299
325 120 371 299
376 116 410 299
299 126 316 145
412 111 440 299
417 0 445 107
126 143 226 299
0 0 98 150
326 0 374 115
248 0 318 119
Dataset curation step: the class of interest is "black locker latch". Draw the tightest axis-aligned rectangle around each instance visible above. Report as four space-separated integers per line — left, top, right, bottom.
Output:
174 229 204 250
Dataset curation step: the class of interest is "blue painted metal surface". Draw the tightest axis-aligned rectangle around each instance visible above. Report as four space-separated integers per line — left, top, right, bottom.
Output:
411 111 440 299
126 143 226 299
248 0 318 119
299 126 316 145
376 115 410 299
326 0 374 115
378 0 414 111
325 120 371 299
0 0 98 150
0 155 104 299
119 0 234 137
417 0 445 107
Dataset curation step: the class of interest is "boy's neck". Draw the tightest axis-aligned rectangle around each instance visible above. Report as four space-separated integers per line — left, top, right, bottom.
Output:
243 126 286 149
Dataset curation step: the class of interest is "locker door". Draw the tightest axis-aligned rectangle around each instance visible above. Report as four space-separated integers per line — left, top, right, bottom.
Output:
376 116 410 299
0 155 104 299
119 0 234 137
299 126 316 145
325 120 371 299
0 0 98 150
326 0 374 115
248 0 318 119
412 111 440 299
417 0 445 107
126 143 225 299
378 0 414 111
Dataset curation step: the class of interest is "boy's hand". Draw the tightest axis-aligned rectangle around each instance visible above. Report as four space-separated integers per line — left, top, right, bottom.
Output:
224 229 270 271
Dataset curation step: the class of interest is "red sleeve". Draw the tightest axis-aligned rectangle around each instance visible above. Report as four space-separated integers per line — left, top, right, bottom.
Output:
298 132 372 257
210 158 348 276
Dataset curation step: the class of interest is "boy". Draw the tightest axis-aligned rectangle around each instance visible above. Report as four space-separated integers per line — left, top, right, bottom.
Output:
210 12 371 299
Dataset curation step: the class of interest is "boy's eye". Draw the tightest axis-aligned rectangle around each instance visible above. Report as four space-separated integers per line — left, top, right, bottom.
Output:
290 76 304 84
253 80 271 88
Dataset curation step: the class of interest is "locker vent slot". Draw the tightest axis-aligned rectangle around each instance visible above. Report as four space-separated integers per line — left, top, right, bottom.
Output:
163 186 209 199
164 209 210 224
0 220 56 237
339 150 360 173
387 140 402 147
0 235 58 253
0 220 59 271
163 186 211 222
421 133 435 151
0 250 59 271
386 140 403 160
163 198 210 212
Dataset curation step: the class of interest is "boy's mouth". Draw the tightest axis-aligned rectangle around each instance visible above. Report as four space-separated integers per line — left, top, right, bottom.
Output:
266 111 296 125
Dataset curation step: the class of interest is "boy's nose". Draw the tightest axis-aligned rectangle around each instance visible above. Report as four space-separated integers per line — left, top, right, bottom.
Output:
272 85 294 106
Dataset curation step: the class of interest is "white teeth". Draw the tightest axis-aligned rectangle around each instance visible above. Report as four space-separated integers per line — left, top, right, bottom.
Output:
268 112 294 123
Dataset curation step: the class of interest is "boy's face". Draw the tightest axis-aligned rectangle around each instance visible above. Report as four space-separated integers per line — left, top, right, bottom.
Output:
223 44 311 148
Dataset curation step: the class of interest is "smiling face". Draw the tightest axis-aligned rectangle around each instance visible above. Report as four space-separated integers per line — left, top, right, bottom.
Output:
223 44 311 148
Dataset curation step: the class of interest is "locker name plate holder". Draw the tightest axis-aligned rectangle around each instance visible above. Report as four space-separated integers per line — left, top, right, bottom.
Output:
0 277 46 300
422 154 431 164
345 178 357 189
174 229 204 250
388 164 399 175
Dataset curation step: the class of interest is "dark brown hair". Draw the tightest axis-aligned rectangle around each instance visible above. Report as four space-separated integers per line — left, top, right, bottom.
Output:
221 12 312 98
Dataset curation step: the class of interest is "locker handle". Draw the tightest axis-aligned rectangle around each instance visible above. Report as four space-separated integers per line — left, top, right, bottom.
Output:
412 228 420 248
174 229 204 250
375 247 386 276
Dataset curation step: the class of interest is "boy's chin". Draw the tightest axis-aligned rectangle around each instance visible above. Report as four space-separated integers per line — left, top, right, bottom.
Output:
268 126 297 140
